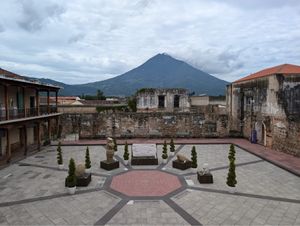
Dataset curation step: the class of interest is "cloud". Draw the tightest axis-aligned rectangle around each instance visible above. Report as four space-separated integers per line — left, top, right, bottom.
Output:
0 0 300 84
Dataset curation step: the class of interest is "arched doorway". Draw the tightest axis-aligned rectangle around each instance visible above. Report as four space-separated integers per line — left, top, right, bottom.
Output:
255 121 267 146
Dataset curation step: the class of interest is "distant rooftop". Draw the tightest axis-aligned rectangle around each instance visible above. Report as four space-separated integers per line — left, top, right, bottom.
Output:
234 64 300 83
0 68 61 89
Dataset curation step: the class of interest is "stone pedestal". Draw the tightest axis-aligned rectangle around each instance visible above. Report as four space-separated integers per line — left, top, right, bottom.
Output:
197 172 213 184
76 173 92 187
172 160 192 170
100 160 119 171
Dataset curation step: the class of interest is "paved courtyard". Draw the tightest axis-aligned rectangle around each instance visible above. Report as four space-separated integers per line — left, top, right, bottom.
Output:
0 143 299 225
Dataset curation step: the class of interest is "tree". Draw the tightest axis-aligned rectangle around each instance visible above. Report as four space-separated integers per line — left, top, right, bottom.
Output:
96 89 105 100
85 146 91 169
191 146 197 168
226 145 237 187
170 138 175 153
162 140 168 159
127 97 137 112
57 142 63 165
123 141 129 160
65 158 76 187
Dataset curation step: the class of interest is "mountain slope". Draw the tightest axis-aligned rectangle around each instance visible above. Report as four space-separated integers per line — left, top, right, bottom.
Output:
85 53 229 96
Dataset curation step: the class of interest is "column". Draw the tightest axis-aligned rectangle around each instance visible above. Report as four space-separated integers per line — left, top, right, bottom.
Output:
55 91 58 113
6 128 11 163
48 119 51 140
37 122 41 151
22 87 26 117
24 125 28 156
4 85 9 120
47 90 50 114
36 90 40 116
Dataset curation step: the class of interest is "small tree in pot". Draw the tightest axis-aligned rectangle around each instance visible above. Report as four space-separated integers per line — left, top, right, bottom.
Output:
57 142 63 169
123 141 129 165
162 140 168 164
170 138 175 156
65 158 77 194
191 146 198 173
85 146 91 174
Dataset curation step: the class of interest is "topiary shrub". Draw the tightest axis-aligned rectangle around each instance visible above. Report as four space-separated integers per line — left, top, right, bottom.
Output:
65 158 76 188
57 142 63 165
123 141 129 160
170 138 175 153
85 146 91 169
162 140 168 159
226 145 237 187
191 146 197 168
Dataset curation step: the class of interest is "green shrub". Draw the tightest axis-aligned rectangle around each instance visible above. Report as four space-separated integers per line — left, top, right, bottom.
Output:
123 141 129 160
85 146 91 169
57 142 63 165
162 140 168 159
191 146 197 168
228 144 236 161
113 138 118 152
226 145 237 187
170 139 175 153
65 158 76 188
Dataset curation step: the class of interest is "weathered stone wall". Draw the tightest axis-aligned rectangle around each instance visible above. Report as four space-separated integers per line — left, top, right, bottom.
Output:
227 74 300 156
61 106 229 139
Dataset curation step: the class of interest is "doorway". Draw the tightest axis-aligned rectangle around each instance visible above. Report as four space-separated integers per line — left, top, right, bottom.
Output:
158 95 165 108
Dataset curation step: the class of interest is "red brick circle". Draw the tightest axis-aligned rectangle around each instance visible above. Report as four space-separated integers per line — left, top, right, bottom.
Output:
110 170 182 197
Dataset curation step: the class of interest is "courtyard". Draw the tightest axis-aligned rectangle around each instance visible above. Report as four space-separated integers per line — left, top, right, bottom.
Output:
0 142 299 225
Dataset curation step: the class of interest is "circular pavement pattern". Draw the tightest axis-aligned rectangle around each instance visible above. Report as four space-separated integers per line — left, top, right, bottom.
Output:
110 170 182 197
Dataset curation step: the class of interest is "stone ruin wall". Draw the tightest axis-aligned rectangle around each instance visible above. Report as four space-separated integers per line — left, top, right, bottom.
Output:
61 105 229 139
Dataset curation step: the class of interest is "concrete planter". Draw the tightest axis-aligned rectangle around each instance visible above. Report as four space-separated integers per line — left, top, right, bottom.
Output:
228 186 236 194
162 159 167 164
85 168 91 174
58 164 64 170
170 152 175 156
67 186 76 195
124 160 129 165
191 168 198 173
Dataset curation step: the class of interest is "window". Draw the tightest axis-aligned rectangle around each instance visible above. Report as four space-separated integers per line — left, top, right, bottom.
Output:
174 95 180 108
158 95 165 108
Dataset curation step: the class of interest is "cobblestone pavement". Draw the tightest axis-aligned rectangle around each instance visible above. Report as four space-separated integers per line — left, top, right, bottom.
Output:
0 143 299 225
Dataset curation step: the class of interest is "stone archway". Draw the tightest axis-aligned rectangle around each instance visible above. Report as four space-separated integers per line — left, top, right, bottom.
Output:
255 121 267 146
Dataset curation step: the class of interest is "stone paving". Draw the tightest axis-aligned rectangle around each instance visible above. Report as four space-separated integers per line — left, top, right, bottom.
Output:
0 143 299 225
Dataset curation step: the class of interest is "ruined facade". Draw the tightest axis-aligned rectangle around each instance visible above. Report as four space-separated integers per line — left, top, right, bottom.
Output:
227 64 300 156
136 88 190 112
61 105 228 139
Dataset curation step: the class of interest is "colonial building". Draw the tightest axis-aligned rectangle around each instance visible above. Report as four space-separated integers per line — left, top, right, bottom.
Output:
0 68 61 164
227 64 300 156
136 88 190 112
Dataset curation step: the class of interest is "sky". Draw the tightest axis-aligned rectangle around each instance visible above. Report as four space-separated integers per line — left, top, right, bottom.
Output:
0 0 300 84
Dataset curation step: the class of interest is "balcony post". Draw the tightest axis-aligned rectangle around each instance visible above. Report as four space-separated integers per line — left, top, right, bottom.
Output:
22 87 26 117
4 85 9 120
24 125 28 156
47 90 50 114
6 128 11 163
37 122 41 151
48 118 51 140
36 90 40 116
55 90 58 112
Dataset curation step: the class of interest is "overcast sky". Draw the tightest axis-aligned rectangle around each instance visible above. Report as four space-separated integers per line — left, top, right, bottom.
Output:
1 0 300 84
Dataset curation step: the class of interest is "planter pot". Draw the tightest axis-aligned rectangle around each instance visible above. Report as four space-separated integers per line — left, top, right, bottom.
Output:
85 168 91 174
124 160 129 165
170 152 175 156
67 186 76 195
228 186 236 194
162 159 167 164
58 164 64 170
191 168 198 173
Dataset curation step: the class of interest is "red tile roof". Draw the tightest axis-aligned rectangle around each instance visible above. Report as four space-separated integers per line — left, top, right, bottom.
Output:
234 64 300 83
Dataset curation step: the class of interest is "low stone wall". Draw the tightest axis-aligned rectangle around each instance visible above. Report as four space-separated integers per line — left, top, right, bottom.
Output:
61 107 229 139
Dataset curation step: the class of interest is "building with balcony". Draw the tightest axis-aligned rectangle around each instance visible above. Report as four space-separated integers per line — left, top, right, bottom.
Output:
0 68 61 164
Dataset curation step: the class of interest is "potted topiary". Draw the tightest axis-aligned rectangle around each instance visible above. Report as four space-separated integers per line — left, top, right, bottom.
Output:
113 138 118 152
170 138 175 156
191 146 198 173
162 140 168 164
226 145 237 193
123 141 129 165
85 146 91 174
57 142 63 170
65 158 77 195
